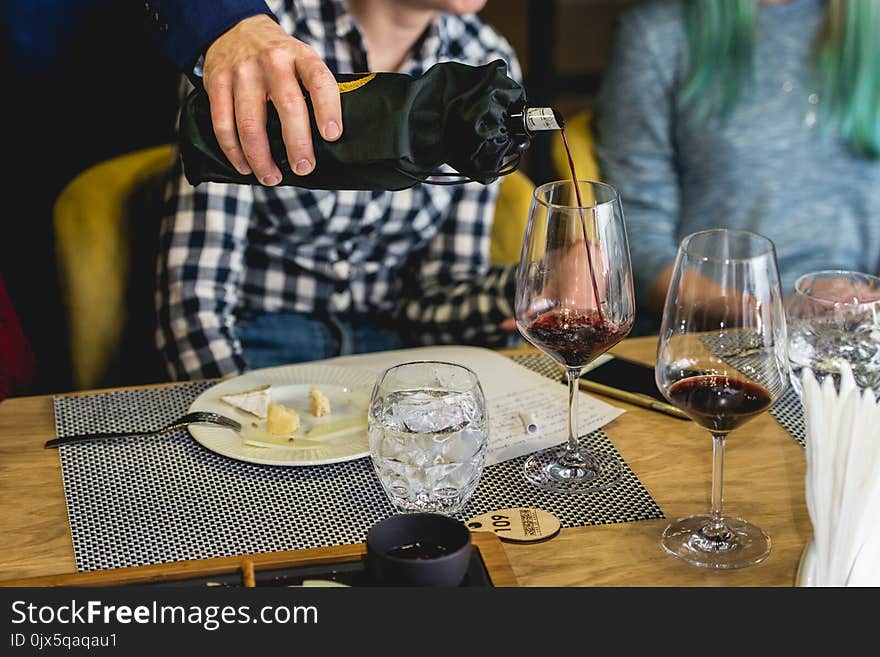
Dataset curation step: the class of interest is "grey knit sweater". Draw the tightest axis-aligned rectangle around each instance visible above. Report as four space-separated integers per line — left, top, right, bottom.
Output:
594 0 880 314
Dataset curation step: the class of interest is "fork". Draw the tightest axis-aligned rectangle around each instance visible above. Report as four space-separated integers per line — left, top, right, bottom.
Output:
44 411 242 448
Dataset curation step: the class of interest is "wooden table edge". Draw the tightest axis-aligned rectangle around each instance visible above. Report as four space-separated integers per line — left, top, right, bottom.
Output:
0 531 517 588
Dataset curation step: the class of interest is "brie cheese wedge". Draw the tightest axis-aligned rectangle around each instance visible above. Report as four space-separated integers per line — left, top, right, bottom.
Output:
220 384 272 419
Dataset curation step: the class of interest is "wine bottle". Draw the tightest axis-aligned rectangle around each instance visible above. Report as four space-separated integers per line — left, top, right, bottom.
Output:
179 59 562 191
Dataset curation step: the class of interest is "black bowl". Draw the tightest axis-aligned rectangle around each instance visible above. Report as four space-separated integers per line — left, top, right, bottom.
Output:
365 513 473 587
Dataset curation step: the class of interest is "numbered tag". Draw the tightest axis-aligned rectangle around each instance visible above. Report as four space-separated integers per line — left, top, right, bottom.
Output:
466 508 561 543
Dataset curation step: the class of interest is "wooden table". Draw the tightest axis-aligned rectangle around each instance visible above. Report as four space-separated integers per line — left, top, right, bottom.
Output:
0 336 811 586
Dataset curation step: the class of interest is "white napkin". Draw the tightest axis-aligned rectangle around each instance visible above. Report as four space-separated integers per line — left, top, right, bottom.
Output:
802 364 880 586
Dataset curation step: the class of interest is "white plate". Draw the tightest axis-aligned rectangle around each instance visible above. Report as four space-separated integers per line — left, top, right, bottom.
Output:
188 364 377 466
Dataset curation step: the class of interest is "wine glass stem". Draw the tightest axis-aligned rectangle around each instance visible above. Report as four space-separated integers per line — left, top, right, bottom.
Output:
708 433 727 535
566 368 582 453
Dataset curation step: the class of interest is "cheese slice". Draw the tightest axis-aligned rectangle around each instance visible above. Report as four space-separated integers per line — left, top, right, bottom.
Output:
242 433 299 448
306 417 366 439
220 384 271 419
267 402 300 436
242 417 366 449
310 386 331 417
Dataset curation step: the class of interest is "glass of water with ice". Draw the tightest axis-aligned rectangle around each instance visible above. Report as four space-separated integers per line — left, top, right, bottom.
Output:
786 270 880 399
368 361 489 515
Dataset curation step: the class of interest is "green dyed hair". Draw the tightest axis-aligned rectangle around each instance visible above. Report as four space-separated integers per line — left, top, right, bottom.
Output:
682 0 880 158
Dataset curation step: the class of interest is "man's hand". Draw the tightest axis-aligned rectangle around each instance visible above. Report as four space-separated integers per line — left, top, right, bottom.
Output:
502 239 610 332
203 15 342 186
659 266 762 330
648 264 675 314
544 239 609 310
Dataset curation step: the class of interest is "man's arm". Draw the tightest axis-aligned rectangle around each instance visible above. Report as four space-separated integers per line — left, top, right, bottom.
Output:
156 170 253 380
144 0 273 73
144 3 343 187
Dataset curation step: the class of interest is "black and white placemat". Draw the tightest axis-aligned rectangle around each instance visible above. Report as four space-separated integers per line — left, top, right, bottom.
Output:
509 353 573 384
55 370 663 572
768 389 806 447
698 334 806 446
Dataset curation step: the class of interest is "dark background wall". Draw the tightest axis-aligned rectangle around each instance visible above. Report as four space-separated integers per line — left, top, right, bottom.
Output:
3 1 179 393
481 0 636 183
2 0 633 396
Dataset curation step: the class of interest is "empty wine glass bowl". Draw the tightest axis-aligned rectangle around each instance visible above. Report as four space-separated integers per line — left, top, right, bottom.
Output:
786 271 880 399
368 362 489 515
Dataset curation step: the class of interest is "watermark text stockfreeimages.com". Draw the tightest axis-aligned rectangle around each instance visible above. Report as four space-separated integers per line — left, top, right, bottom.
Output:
10 599 318 632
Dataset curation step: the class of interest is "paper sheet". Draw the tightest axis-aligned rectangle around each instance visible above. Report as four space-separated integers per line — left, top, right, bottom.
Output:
326 345 625 466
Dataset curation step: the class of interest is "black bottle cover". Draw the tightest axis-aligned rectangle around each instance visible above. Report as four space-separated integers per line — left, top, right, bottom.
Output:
179 59 529 191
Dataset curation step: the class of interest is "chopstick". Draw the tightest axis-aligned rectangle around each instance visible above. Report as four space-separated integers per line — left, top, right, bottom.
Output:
241 559 255 588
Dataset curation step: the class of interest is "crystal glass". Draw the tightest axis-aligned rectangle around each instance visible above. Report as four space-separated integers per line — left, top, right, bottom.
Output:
786 270 880 399
514 180 635 493
368 361 489 514
656 229 788 569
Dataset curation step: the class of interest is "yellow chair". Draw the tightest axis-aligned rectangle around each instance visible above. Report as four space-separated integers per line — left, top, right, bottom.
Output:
490 169 535 266
551 109 601 183
491 109 599 266
54 145 174 390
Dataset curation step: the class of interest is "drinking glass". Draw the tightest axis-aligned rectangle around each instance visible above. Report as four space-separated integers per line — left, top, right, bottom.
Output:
656 229 788 569
514 180 635 493
368 361 489 514
786 270 880 399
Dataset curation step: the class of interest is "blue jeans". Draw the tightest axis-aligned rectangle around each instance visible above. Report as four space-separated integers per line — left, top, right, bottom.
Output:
236 312 405 369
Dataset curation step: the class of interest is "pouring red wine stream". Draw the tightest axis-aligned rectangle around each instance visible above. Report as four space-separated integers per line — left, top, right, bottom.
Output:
560 127 604 322
521 129 630 369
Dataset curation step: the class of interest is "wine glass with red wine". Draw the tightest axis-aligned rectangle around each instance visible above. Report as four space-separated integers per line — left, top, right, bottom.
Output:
656 229 788 569
515 180 635 493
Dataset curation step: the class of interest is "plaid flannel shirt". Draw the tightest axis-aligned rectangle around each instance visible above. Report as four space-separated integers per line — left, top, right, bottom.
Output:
156 0 523 380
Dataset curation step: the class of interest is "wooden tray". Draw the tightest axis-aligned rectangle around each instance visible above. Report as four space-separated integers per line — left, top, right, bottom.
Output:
0 531 517 587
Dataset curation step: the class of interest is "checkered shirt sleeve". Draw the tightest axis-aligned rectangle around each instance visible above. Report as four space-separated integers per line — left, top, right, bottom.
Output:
156 171 254 380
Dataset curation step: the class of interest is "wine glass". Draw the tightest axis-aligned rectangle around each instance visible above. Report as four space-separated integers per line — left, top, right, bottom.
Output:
656 229 788 569
514 180 635 493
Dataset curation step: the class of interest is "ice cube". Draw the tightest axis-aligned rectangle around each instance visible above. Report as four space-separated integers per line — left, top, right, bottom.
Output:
392 390 468 433
442 428 486 461
789 317 880 394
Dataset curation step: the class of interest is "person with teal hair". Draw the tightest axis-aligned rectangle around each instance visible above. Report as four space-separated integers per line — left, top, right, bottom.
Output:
594 0 880 327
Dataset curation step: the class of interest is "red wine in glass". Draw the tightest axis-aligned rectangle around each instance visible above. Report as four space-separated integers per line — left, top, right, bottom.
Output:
667 375 773 433
523 309 631 369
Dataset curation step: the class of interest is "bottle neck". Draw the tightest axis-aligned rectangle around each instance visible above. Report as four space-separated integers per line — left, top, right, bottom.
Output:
508 106 564 135
507 105 563 154
524 107 564 133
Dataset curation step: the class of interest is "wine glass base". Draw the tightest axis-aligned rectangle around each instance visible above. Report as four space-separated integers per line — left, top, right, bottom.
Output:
523 445 621 494
661 514 771 569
